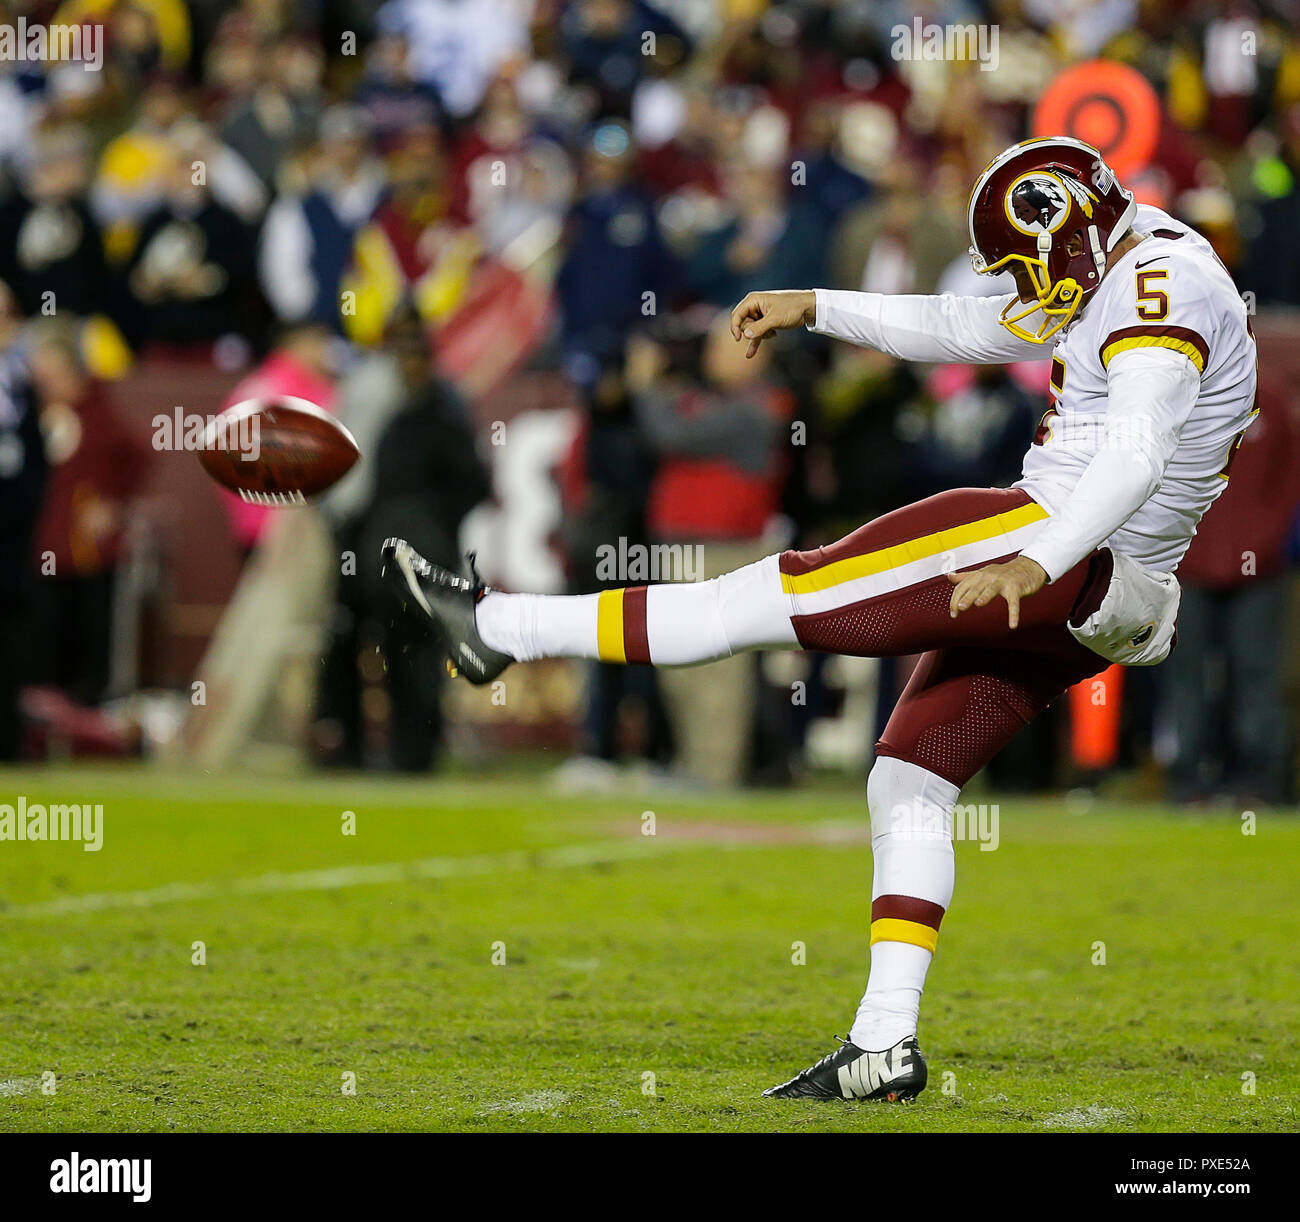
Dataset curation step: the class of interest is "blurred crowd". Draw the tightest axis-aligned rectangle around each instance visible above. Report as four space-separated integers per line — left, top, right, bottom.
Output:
1 0 1299 803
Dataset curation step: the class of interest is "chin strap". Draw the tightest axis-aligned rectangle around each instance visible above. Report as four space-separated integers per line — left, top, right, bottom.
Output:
1087 223 1106 283
1108 195 1138 249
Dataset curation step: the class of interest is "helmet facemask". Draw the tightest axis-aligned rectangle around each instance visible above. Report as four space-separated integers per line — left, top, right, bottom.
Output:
969 241 1086 343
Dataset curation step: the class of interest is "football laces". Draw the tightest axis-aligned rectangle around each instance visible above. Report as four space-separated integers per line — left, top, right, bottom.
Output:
237 489 307 506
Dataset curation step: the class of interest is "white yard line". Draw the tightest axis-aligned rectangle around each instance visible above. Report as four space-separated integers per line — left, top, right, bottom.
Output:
0 839 737 919
479 1089 571 1116
0 766 851 813
1040 1105 1129 1129
1 819 870 920
0 1076 40 1096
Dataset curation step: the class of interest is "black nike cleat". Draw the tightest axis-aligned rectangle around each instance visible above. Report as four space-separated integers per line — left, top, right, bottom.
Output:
763 1035 927 1102
380 538 513 686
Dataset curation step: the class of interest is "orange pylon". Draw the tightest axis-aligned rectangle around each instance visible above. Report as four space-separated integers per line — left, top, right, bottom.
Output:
1069 663 1125 770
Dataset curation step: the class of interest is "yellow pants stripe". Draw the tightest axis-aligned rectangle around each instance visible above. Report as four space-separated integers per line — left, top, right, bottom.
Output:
870 917 939 954
780 501 1048 596
596 589 626 663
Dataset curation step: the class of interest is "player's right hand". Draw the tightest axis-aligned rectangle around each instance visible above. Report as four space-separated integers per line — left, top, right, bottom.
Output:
730 290 817 358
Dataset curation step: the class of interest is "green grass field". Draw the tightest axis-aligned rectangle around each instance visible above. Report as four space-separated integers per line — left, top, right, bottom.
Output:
1 764 1296 1133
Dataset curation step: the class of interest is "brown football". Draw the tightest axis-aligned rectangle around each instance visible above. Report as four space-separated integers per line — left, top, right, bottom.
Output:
199 396 359 505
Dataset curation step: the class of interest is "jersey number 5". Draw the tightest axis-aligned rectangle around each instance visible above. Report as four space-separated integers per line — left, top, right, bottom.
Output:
1136 270 1170 321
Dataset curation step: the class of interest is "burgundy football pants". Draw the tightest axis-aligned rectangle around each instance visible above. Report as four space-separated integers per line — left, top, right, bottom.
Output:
778 487 1112 787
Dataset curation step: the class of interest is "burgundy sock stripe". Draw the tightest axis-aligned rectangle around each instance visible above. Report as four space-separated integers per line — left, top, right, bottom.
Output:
623 585 650 664
871 894 946 929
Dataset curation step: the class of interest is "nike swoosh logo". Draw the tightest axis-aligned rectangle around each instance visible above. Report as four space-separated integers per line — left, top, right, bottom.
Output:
1134 257 1167 268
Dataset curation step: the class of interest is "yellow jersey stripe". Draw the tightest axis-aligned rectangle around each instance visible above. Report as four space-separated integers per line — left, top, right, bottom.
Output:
1100 333 1206 373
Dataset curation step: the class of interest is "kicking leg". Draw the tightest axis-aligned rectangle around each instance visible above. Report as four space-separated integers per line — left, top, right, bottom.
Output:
379 541 795 683
381 487 1110 684
477 552 798 666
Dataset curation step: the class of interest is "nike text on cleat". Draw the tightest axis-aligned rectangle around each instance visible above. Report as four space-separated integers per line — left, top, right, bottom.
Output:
763 1035 927 1102
379 538 513 686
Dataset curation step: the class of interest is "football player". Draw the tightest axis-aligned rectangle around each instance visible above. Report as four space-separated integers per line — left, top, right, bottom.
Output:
381 137 1258 1103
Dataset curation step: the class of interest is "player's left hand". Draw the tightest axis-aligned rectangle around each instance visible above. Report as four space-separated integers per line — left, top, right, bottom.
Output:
946 556 1048 630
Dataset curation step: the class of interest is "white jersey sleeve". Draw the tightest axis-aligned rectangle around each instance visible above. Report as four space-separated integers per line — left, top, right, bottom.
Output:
807 288 1046 364
1016 224 1252 580
1018 346 1200 581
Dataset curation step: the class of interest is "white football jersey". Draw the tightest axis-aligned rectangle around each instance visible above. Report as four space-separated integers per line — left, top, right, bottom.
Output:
1015 205 1257 572
809 204 1258 577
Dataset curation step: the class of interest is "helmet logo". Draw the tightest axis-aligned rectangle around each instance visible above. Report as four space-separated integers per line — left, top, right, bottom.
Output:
1006 173 1070 235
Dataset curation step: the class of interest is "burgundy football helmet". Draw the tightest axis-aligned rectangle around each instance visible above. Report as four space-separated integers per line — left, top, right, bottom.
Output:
967 136 1137 342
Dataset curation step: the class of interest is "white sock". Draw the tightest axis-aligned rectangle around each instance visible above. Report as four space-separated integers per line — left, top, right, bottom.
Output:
849 757 959 1051
475 555 797 665
476 591 600 662
851 942 936 1051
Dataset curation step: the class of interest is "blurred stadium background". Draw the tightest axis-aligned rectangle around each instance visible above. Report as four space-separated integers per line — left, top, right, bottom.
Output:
1 0 1298 808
